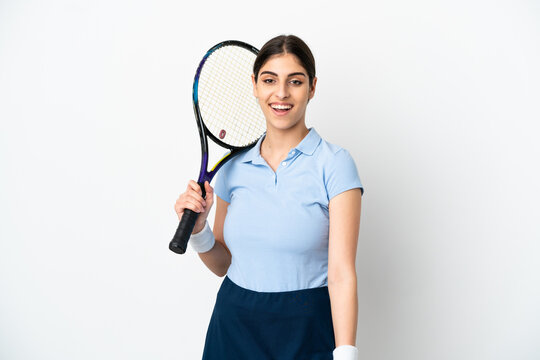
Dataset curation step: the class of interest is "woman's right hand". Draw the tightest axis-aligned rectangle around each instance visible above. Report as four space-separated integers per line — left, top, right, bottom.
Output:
174 180 214 234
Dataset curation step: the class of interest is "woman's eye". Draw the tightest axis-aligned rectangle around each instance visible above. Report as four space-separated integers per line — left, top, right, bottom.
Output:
262 78 275 84
290 79 303 85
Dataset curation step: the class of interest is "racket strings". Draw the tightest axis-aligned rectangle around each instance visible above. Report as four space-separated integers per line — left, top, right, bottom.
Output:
202 49 258 145
198 45 266 147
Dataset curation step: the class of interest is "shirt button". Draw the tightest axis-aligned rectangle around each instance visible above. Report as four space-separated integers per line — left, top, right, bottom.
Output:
282 161 287 166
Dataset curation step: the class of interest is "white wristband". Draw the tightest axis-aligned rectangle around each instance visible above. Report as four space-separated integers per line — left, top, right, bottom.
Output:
189 221 215 253
333 345 358 360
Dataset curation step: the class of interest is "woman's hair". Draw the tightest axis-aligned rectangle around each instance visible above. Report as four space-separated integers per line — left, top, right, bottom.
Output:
253 35 316 88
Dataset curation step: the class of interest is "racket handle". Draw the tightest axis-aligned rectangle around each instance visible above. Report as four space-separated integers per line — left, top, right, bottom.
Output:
169 209 200 254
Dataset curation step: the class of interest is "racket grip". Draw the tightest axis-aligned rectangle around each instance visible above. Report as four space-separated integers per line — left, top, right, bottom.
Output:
169 209 200 254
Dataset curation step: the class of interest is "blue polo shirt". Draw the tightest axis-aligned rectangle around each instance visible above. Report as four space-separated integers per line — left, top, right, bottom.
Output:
214 128 363 292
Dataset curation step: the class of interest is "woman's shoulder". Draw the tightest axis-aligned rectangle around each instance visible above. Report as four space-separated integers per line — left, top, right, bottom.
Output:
315 135 355 165
315 136 363 197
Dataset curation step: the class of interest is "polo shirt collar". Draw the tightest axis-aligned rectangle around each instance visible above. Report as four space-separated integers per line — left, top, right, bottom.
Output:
240 127 321 164
294 128 321 156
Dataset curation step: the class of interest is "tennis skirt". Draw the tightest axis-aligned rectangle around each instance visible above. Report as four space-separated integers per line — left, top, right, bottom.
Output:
201 276 335 360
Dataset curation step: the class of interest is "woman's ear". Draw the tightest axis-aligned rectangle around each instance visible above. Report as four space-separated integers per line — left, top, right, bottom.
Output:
252 74 258 98
308 77 317 100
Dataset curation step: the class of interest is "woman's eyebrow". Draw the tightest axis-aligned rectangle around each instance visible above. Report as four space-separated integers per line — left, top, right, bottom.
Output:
260 71 306 77
287 72 306 77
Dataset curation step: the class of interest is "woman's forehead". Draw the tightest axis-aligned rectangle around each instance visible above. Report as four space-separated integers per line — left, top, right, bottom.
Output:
259 53 306 74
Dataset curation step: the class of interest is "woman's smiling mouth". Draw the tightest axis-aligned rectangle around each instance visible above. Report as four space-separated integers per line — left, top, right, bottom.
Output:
270 103 293 115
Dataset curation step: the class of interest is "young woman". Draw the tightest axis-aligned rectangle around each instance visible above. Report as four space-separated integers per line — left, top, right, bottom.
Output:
175 35 363 360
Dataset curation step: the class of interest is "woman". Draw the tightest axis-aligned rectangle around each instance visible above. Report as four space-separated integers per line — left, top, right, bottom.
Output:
175 35 363 360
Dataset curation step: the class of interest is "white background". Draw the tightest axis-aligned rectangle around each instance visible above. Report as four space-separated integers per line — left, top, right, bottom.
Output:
1 0 539 359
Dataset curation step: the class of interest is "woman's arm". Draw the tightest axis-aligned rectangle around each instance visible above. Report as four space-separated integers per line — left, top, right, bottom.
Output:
328 188 362 349
175 180 232 276
197 195 232 277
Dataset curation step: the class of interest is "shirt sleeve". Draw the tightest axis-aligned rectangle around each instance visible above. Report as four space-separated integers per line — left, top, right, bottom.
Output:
213 160 232 203
325 148 364 200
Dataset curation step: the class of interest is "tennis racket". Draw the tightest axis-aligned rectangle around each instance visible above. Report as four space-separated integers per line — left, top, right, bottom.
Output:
169 40 266 254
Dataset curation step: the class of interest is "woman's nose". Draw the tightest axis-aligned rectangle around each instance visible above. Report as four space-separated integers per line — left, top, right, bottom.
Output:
275 82 289 99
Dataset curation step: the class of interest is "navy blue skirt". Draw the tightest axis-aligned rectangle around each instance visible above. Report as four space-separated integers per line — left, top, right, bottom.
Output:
202 276 335 360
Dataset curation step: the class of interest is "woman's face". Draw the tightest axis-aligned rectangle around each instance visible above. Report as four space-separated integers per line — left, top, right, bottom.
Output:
252 53 317 132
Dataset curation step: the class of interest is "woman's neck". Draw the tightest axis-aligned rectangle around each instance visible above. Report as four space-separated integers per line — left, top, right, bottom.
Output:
260 124 309 170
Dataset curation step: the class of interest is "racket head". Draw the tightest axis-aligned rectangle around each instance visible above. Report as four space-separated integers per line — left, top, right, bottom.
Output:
193 40 266 152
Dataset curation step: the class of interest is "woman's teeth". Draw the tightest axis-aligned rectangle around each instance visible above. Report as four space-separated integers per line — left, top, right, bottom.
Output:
271 104 292 110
